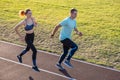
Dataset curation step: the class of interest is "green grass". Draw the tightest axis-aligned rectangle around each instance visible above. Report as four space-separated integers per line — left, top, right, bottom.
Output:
0 0 120 70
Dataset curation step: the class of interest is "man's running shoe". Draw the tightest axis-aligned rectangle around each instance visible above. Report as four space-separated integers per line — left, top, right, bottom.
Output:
55 63 65 70
64 60 73 68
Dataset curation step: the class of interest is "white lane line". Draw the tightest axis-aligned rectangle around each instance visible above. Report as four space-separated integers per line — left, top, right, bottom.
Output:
0 56 73 80
0 41 120 73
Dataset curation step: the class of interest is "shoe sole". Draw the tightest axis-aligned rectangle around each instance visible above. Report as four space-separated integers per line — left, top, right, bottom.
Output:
55 64 65 70
32 67 40 72
63 62 73 68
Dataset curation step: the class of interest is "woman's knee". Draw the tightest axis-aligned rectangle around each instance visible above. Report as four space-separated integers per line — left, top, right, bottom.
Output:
29 44 37 53
33 48 37 54
32 50 37 59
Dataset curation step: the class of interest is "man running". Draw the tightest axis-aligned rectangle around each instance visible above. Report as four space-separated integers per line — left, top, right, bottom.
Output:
51 8 83 70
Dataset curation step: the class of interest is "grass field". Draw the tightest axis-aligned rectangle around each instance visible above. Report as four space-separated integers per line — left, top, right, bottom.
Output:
0 0 120 70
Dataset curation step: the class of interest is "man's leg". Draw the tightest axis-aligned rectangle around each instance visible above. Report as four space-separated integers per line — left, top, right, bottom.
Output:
58 45 70 64
56 39 70 70
63 39 78 68
67 42 78 61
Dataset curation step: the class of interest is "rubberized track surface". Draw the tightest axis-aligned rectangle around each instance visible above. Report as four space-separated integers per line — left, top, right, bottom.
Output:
0 41 120 80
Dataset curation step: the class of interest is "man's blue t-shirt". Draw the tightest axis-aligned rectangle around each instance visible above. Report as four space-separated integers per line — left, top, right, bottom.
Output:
59 17 76 40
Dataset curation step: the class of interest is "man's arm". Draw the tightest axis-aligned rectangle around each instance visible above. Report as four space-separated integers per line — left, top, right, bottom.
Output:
74 28 83 37
51 24 61 38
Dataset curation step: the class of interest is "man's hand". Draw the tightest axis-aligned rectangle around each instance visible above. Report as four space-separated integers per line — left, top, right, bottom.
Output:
77 32 83 37
74 28 83 37
51 24 61 38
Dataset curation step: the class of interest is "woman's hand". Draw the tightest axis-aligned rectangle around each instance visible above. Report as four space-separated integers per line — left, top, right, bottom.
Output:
20 36 25 42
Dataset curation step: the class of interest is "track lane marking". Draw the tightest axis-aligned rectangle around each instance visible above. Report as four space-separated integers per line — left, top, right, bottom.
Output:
0 56 75 80
0 41 120 73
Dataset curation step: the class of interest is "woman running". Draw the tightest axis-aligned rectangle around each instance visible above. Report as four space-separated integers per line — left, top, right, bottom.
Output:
14 9 39 71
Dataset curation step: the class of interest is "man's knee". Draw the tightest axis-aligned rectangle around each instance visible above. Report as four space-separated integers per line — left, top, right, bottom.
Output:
76 45 78 50
72 45 78 51
25 48 30 52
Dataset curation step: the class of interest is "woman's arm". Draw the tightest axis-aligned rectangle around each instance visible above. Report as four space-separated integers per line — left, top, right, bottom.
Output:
32 17 37 27
14 20 25 38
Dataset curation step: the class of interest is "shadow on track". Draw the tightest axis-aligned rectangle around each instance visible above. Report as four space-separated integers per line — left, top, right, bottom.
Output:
59 69 72 78
29 76 34 80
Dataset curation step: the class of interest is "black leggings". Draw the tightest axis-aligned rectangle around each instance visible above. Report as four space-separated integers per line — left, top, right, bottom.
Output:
20 33 37 66
58 38 78 64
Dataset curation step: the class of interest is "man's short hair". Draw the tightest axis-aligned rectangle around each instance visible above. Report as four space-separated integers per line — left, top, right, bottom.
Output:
70 8 77 13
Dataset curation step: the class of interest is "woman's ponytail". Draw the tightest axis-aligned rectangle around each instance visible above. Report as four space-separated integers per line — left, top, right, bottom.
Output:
19 10 25 17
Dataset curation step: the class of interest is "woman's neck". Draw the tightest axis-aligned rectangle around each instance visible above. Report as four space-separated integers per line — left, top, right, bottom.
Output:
26 16 31 19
